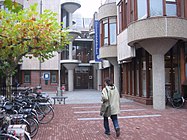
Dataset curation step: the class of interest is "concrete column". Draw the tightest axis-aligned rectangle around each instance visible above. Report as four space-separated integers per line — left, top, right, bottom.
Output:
108 58 119 91
68 69 74 91
152 54 165 109
93 64 97 90
113 65 120 91
69 42 73 60
139 38 177 110
97 69 102 91
69 13 72 26
57 52 61 95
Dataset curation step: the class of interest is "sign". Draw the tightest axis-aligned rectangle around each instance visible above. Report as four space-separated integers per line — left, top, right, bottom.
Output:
94 20 101 62
43 72 50 80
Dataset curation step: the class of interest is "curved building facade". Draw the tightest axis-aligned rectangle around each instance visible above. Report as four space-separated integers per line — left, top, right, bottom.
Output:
117 0 187 109
98 0 120 90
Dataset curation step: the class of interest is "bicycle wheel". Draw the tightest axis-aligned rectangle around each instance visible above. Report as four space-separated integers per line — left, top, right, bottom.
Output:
37 105 54 124
26 117 39 138
0 133 19 140
172 97 185 109
24 131 31 140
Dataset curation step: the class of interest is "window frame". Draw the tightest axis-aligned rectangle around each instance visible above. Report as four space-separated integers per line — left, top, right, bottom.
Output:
51 71 57 83
24 71 31 83
100 17 117 46
117 0 186 29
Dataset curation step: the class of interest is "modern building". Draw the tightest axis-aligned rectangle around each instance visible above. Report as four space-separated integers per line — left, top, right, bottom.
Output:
0 0 96 93
1 0 187 110
93 0 187 110
96 0 119 91
116 0 187 109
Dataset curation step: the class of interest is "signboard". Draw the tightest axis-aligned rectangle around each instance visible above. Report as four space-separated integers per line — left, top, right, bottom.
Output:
94 20 101 62
43 72 50 80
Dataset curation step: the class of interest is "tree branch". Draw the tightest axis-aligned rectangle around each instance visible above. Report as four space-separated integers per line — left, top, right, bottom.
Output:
1 37 32 49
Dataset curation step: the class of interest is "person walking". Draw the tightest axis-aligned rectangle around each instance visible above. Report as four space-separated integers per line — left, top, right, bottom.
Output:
101 77 120 137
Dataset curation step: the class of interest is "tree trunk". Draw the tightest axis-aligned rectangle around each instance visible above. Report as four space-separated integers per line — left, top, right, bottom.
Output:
6 76 12 99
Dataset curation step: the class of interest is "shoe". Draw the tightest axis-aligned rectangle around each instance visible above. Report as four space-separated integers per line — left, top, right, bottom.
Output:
116 128 120 137
105 132 110 135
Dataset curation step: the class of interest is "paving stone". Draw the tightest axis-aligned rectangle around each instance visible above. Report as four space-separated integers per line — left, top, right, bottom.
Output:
32 90 187 140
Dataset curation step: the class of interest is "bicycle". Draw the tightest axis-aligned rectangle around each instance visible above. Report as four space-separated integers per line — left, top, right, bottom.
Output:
165 89 185 109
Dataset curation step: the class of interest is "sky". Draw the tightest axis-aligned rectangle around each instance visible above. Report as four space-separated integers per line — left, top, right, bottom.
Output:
74 0 103 18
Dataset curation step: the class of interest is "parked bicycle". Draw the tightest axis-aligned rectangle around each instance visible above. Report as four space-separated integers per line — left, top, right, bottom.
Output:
0 85 54 138
165 87 185 108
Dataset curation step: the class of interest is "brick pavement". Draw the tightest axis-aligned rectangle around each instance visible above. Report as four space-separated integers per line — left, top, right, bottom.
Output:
32 102 187 140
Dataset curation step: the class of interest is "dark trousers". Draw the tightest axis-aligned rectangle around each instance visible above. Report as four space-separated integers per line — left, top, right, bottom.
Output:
104 114 119 133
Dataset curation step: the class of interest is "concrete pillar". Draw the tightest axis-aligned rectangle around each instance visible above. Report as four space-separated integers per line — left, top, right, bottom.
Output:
69 13 72 27
68 69 74 91
108 58 119 91
97 69 102 91
113 65 120 91
152 54 165 109
69 42 73 60
139 38 177 110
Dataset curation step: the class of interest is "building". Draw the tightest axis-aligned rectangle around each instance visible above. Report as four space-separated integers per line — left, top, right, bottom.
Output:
97 0 119 91
0 0 96 93
116 0 187 109
1 0 187 110
94 0 187 109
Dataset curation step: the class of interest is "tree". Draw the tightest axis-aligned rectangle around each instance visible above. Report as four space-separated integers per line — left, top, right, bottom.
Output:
0 3 69 98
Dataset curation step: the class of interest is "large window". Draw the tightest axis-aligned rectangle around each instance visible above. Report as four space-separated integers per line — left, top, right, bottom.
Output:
150 0 163 16
110 23 116 45
137 0 147 19
166 0 177 16
118 0 127 33
101 17 117 46
104 23 108 45
109 17 117 45
117 0 187 31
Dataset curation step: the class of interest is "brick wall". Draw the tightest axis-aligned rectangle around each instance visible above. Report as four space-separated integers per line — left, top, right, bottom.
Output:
21 70 58 92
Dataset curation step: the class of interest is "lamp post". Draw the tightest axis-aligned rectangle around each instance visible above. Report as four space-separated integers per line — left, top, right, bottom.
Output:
39 0 42 86
58 51 61 95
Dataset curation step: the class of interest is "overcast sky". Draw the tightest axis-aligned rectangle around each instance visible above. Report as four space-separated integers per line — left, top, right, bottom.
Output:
74 0 103 18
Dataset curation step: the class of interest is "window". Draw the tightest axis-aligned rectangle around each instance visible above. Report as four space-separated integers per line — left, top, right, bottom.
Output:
166 0 177 16
150 0 163 16
118 2 122 32
118 0 127 33
104 23 108 45
101 17 117 46
24 71 31 83
137 0 147 19
110 23 116 45
51 71 57 83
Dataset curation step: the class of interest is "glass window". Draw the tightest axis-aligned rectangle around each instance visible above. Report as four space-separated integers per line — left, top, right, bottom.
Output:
24 71 31 83
166 0 177 16
118 3 122 32
51 71 57 83
150 0 163 16
166 4 176 16
110 23 116 45
137 0 147 19
104 23 108 45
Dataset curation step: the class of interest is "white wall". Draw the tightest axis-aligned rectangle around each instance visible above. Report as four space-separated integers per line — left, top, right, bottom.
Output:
117 29 135 62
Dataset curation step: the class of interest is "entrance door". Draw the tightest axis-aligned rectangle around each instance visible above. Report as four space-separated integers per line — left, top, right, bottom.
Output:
75 67 92 89
75 73 89 89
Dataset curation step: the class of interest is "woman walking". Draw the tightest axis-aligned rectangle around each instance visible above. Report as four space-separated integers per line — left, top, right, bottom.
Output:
101 77 120 137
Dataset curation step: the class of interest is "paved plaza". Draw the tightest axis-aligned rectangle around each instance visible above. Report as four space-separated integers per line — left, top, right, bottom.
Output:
33 89 187 140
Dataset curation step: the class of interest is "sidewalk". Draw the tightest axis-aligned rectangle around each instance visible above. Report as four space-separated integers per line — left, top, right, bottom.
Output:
33 89 187 140
46 89 132 104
